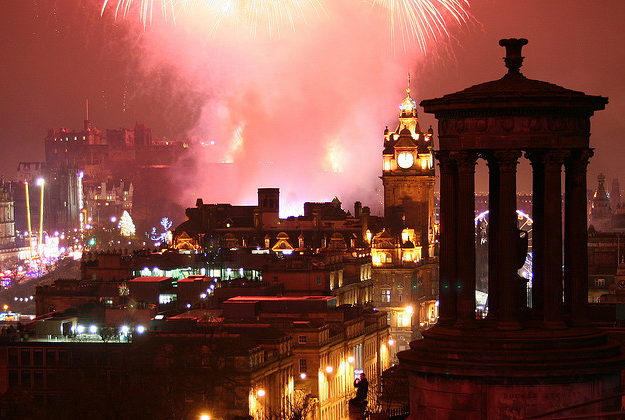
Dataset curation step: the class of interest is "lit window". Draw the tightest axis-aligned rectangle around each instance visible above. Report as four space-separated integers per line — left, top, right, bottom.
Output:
382 288 391 303
398 312 411 327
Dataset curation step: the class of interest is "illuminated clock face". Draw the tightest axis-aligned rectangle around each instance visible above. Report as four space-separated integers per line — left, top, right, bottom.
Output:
397 152 414 169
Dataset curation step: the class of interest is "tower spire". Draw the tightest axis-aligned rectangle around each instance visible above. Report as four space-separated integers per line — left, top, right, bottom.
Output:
407 71 411 95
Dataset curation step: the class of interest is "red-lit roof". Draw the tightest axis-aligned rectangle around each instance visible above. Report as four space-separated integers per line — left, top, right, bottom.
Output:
128 276 172 283
177 276 208 283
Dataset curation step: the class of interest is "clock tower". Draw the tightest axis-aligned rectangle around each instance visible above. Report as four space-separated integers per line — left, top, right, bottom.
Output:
381 81 436 256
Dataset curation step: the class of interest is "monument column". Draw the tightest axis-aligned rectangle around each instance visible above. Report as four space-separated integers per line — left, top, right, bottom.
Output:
527 151 545 319
450 151 478 328
564 148 593 326
542 149 569 328
494 150 522 330
435 151 458 325
485 152 500 321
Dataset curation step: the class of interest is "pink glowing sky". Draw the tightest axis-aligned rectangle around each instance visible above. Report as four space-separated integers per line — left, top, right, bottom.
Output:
1 1 624 220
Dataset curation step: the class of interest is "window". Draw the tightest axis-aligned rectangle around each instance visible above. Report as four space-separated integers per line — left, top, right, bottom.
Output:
316 276 322 285
298 335 307 344
46 371 57 387
381 288 391 303
594 278 606 287
34 371 44 388
8 348 17 366
46 349 56 366
21 370 32 387
299 358 307 373
397 285 403 302
159 294 177 304
33 349 43 366
398 312 411 328
21 349 31 366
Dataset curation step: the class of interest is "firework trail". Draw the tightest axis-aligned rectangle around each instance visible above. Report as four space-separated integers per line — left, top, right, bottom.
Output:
101 0 472 48
101 0 326 36
369 0 472 53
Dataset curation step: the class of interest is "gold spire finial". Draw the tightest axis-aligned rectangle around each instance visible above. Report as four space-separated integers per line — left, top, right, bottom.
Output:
407 71 411 95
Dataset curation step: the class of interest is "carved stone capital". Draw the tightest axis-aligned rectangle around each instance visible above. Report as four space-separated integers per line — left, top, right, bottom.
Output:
449 151 478 173
435 151 456 174
525 149 570 170
542 149 570 171
493 150 522 172
565 148 594 171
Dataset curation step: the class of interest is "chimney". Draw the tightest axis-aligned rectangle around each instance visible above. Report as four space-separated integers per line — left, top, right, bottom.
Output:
354 201 362 218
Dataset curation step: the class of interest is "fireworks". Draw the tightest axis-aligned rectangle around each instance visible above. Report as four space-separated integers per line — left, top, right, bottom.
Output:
101 0 471 49
369 0 472 53
101 0 177 26
101 0 326 36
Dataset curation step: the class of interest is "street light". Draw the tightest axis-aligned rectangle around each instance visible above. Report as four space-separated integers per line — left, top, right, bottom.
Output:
36 178 45 256
200 415 211 420
24 181 33 257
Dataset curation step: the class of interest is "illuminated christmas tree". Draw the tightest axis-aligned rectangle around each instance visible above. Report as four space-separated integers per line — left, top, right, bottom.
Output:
118 210 136 237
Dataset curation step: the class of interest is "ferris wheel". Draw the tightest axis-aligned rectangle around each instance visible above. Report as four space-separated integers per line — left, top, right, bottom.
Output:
474 209 534 283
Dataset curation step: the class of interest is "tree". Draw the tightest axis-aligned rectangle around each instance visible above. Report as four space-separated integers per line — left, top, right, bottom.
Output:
118 211 136 237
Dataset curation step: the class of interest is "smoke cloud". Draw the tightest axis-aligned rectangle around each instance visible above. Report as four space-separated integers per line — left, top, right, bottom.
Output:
122 1 463 217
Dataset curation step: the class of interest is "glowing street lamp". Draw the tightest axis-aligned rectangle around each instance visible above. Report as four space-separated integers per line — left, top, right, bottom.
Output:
36 178 45 255
200 415 211 420
256 389 266 397
24 181 33 257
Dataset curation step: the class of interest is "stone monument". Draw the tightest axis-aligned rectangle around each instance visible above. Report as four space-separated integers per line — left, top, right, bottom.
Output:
398 39 625 420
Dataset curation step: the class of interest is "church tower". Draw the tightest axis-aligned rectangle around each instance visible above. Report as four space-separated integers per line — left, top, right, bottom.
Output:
381 78 436 256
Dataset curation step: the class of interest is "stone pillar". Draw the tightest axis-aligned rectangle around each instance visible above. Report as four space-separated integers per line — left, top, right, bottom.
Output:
542 149 569 328
494 150 522 330
564 148 593 326
450 151 478 328
435 151 458 326
527 151 545 320
485 153 500 321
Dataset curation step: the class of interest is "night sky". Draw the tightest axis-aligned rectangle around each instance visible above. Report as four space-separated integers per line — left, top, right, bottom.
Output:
1 1 624 215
